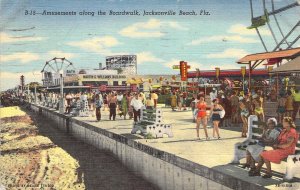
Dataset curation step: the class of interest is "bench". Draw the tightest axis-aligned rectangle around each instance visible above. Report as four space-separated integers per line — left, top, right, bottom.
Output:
285 135 300 180
78 99 90 117
231 115 261 163
231 115 300 180
131 108 173 138
69 100 81 116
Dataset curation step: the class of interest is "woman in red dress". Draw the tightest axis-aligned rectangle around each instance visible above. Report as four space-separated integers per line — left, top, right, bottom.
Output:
249 117 299 178
195 96 209 140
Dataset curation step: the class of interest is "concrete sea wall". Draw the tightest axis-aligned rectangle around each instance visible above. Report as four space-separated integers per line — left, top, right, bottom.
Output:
30 104 265 190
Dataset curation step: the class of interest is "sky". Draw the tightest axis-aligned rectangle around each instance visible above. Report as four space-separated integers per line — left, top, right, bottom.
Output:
0 0 299 90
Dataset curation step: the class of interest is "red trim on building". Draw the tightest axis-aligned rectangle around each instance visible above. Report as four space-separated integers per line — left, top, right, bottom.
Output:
187 69 268 78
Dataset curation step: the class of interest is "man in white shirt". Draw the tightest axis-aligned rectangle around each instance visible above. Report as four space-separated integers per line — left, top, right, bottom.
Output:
116 92 123 109
210 88 217 101
130 93 144 123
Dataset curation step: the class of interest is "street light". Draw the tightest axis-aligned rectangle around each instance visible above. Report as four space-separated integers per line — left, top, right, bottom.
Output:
215 67 220 83
59 69 64 114
196 68 200 91
241 66 246 92
32 71 38 104
268 66 273 89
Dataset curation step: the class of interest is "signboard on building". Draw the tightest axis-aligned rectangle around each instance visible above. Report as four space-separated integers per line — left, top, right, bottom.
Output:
180 61 190 81
66 69 76 76
82 75 126 79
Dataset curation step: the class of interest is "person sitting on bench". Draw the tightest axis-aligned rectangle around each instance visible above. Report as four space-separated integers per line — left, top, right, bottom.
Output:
249 117 299 178
242 118 280 174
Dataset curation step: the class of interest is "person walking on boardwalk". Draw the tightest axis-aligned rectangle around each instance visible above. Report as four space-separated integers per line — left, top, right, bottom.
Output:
108 93 117 120
102 92 108 111
239 100 249 138
130 93 144 124
195 96 210 140
65 93 72 114
292 89 300 121
223 95 232 127
117 91 123 110
120 94 128 119
170 92 177 111
210 98 224 139
190 95 199 123
95 93 103 121
285 90 294 118
277 91 286 123
230 91 240 125
177 91 182 111
252 94 265 122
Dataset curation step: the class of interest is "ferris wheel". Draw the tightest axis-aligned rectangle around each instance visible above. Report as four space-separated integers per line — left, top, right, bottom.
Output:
248 0 300 52
41 57 75 87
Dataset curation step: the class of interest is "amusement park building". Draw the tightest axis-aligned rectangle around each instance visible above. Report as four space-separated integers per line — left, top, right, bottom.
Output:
106 55 137 75
44 67 178 92
187 69 269 78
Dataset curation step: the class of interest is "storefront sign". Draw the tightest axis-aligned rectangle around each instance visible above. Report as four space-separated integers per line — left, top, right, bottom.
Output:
66 69 76 76
64 75 79 83
180 61 190 81
82 75 126 79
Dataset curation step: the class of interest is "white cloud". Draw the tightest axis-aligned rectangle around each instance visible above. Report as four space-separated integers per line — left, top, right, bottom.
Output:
0 52 40 63
0 32 45 43
188 23 271 46
0 70 42 91
167 21 187 30
136 52 164 64
67 36 120 55
0 51 78 65
206 48 249 59
228 24 271 36
47 50 77 59
119 19 187 38
188 35 259 46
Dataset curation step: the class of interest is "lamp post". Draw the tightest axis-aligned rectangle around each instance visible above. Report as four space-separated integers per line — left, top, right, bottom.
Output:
268 66 273 88
27 84 30 102
34 84 37 104
59 69 64 114
196 68 200 93
241 66 246 92
32 71 38 104
215 67 220 83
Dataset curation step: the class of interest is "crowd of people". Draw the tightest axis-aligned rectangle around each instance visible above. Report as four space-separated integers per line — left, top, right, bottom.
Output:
3 85 299 179
53 87 300 179
61 91 158 124
183 88 300 141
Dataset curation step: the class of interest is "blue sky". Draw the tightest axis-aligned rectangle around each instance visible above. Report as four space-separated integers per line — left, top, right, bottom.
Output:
0 0 299 90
